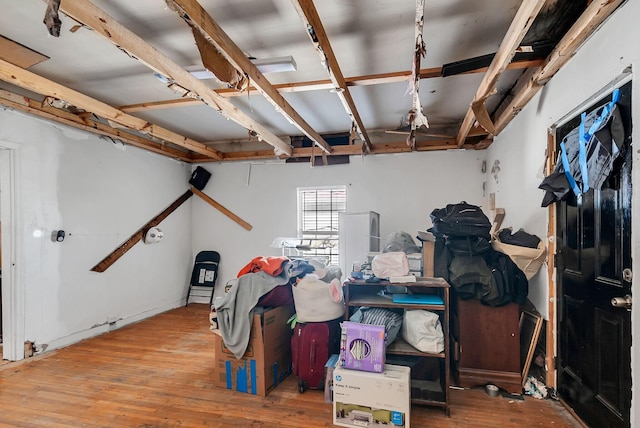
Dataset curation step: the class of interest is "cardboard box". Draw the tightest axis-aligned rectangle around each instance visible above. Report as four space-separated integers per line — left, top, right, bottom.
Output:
340 321 386 373
422 240 434 277
333 364 411 428
416 231 435 277
324 353 340 403
212 305 294 396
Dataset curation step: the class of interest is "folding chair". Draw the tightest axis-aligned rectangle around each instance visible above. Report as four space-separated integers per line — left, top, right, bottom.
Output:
185 251 220 306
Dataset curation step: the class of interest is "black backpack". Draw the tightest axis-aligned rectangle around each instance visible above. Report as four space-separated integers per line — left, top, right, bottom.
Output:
445 235 491 256
429 201 492 238
483 250 528 307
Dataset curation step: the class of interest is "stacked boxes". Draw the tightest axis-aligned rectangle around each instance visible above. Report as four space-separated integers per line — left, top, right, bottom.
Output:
335 321 411 426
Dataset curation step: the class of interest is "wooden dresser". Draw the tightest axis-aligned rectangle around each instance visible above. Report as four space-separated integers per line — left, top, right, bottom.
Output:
453 298 521 394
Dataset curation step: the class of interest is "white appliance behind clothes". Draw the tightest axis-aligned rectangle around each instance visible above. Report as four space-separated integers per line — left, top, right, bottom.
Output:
339 211 380 277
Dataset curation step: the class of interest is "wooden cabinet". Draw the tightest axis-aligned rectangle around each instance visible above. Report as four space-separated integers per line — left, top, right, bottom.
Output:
453 298 521 394
344 277 450 416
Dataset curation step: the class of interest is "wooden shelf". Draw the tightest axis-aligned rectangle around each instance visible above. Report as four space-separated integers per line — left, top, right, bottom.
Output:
348 293 445 312
344 278 451 416
387 337 446 358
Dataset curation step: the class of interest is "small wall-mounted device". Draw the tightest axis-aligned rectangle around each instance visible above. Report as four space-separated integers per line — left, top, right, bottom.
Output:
143 227 164 244
52 230 65 242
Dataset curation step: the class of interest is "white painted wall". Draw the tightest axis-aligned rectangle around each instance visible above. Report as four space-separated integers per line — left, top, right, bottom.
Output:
0 109 193 356
192 150 487 296
2 0 636 417
485 0 638 424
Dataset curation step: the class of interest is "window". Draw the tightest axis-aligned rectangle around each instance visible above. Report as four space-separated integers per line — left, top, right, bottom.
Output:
297 186 346 265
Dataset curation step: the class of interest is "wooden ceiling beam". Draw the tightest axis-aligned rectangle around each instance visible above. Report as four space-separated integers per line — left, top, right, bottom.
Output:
118 59 543 113
0 88 194 162
166 0 331 155
493 0 625 134
291 0 373 153
0 58 223 160
456 0 547 147
191 136 486 162
57 0 292 157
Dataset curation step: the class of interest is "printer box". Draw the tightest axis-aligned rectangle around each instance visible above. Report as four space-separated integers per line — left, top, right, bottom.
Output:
333 364 411 427
212 305 293 396
340 321 386 373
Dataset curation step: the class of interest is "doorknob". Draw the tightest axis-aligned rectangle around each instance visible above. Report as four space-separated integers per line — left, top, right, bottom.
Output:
611 294 632 311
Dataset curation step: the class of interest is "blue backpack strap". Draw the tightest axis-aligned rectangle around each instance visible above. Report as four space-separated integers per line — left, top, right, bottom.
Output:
560 141 582 196
575 88 621 194
578 112 589 192
584 88 621 141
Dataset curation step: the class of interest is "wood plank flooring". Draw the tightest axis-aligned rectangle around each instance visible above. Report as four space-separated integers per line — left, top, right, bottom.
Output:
0 304 581 427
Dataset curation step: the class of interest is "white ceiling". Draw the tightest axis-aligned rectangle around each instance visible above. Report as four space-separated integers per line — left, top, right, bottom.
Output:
0 0 588 161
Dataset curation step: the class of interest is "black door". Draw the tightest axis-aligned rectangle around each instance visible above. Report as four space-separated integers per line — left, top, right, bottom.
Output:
557 81 632 428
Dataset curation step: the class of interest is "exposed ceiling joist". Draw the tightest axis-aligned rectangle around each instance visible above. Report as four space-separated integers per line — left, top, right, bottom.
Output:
191 138 465 162
291 0 373 153
0 88 193 162
118 59 543 113
0 58 223 160
166 0 332 155
456 0 547 147
57 0 293 157
493 0 625 134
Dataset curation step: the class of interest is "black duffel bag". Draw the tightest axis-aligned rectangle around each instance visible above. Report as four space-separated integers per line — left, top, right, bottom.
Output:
429 201 491 238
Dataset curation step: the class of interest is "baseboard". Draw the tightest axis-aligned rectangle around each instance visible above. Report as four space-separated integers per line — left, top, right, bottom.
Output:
34 300 183 355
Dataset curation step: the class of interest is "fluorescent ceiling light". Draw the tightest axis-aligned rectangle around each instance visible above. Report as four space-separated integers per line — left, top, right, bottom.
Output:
251 56 297 74
183 56 297 80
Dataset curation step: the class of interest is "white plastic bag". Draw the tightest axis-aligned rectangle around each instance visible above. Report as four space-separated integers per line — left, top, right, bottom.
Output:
371 252 409 278
401 309 444 353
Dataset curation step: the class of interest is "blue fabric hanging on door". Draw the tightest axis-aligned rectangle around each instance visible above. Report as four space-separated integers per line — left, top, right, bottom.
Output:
539 89 625 206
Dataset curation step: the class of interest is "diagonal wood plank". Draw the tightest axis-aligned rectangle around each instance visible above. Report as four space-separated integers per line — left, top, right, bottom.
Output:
57 0 293 157
90 190 194 272
191 187 252 231
166 0 331 154
456 0 547 147
493 0 625 134
0 58 223 160
291 0 373 153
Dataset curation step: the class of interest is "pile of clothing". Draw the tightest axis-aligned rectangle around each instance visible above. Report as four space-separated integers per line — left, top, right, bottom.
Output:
214 256 343 358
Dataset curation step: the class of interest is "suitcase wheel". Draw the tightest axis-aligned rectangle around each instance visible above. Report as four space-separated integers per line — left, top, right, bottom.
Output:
298 379 305 393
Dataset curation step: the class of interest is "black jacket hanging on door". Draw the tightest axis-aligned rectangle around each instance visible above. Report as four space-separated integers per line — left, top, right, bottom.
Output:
539 89 626 207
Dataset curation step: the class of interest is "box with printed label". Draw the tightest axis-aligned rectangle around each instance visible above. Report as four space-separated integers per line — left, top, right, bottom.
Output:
340 321 386 373
212 305 293 396
333 364 411 427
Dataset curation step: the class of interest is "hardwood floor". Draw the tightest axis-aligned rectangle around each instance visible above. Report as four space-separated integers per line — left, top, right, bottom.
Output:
0 304 581 427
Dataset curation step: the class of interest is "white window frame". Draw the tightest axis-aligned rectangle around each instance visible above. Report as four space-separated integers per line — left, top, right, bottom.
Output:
296 186 346 265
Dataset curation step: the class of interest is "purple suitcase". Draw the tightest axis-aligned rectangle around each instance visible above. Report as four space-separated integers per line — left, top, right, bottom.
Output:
291 318 341 393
